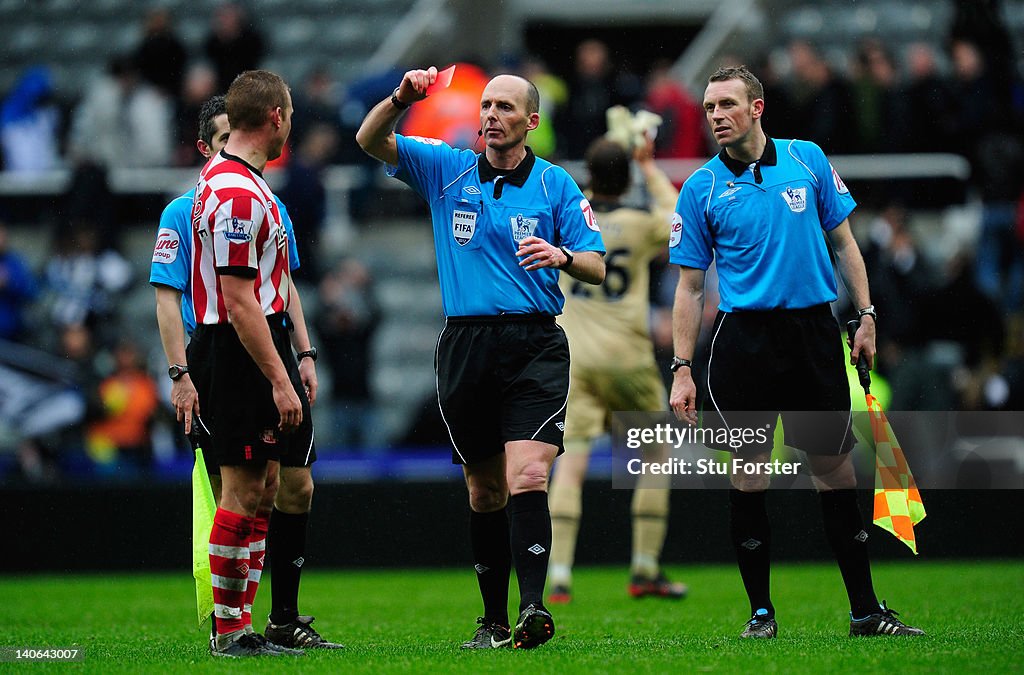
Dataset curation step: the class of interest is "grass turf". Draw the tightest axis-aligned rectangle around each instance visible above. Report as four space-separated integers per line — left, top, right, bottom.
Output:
2 561 1020 673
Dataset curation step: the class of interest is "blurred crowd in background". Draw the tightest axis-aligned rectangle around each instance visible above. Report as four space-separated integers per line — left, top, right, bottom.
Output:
0 0 1021 482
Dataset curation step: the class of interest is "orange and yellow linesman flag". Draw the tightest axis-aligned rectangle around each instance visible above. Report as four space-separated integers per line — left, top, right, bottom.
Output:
846 320 925 554
866 394 926 554
192 447 217 625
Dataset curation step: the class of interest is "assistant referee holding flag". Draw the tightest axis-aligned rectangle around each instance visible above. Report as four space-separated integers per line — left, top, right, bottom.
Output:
358 67 605 649
669 65 924 639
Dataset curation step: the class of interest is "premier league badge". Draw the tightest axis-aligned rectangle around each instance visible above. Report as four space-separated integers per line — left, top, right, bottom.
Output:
780 187 807 213
510 213 539 244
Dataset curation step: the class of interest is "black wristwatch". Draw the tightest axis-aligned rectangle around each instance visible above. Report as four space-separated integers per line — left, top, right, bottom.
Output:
558 246 574 269
297 348 318 363
168 364 189 381
669 356 693 372
857 305 877 323
390 87 411 110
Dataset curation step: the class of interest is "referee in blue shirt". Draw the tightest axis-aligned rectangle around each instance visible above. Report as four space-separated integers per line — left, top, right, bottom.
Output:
358 67 605 649
669 66 923 639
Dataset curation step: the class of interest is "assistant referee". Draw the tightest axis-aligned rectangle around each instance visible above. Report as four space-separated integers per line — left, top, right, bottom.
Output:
357 67 605 650
669 65 924 639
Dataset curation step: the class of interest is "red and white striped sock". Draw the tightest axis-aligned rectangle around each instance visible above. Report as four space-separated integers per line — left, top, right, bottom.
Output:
242 513 270 628
209 508 253 636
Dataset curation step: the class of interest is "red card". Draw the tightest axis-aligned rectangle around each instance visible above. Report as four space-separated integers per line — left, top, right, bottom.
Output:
426 65 456 95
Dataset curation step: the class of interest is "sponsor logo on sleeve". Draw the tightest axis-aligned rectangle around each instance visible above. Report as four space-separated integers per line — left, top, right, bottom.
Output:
224 216 254 242
780 186 807 213
453 209 478 245
152 228 180 263
580 198 599 231
830 164 849 194
408 136 443 146
510 213 539 244
669 213 683 247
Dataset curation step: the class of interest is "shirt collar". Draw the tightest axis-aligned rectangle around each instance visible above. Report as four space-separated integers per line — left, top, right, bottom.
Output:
718 137 777 178
220 149 263 178
477 146 536 186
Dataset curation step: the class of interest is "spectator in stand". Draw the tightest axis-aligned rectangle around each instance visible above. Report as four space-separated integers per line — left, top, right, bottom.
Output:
0 66 61 174
43 221 133 342
85 339 159 475
204 1 266 93
290 64 343 157
750 52 796 142
134 7 188 102
68 54 173 168
850 39 908 153
948 39 997 167
949 0 1018 109
315 258 381 449
786 40 855 153
644 60 705 159
518 56 568 159
279 123 338 280
943 38 1024 312
902 42 955 153
562 40 620 158
0 222 37 343
860 203 931 375
175 63 219 166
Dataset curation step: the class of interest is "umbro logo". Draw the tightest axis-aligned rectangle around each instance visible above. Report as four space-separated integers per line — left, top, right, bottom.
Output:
236 563 250 576
293 557 305 568
527 544 546 555
741 538 762 550
463 185 482 195
555 422 565 431
474 563 489 574
854 530 869 543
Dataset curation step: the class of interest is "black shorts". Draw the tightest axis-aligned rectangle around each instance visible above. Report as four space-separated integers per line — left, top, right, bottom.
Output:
189 312 316 469
435 314 569 465
702 304 853 456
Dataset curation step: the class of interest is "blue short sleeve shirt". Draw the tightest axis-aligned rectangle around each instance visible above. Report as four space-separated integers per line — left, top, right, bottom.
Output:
669 138 856 311
387 134 605 316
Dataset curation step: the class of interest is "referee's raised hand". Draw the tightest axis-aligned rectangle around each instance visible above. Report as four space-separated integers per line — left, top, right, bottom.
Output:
396 66 438 105
274 382 303 432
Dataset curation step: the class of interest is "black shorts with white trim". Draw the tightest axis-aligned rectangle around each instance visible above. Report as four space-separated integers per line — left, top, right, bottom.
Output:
435 314 569 465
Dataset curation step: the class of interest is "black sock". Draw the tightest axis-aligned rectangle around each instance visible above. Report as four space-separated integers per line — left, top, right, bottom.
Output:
470 507 512 626
267 508 308 626
508 491 551 612
819 489 879 618
729 489 774 618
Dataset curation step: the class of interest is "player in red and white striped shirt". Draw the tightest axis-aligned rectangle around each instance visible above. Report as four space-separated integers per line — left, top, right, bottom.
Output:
188 70 306 658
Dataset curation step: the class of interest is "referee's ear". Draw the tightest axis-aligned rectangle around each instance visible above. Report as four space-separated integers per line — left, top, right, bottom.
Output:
751 98 765 120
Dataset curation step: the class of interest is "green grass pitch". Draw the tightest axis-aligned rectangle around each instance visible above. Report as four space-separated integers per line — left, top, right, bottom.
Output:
2 561 1021 673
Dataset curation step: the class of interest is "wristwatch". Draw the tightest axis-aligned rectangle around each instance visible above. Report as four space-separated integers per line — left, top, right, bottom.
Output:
558 246 574 269
390 87 411 110
297 348 318 363
168 364 189 381
669 356 693 372
857 305 877 323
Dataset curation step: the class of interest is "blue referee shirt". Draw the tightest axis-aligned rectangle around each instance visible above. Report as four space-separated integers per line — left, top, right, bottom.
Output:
387 135 605 317
149 190 300 336
670 138 856 312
